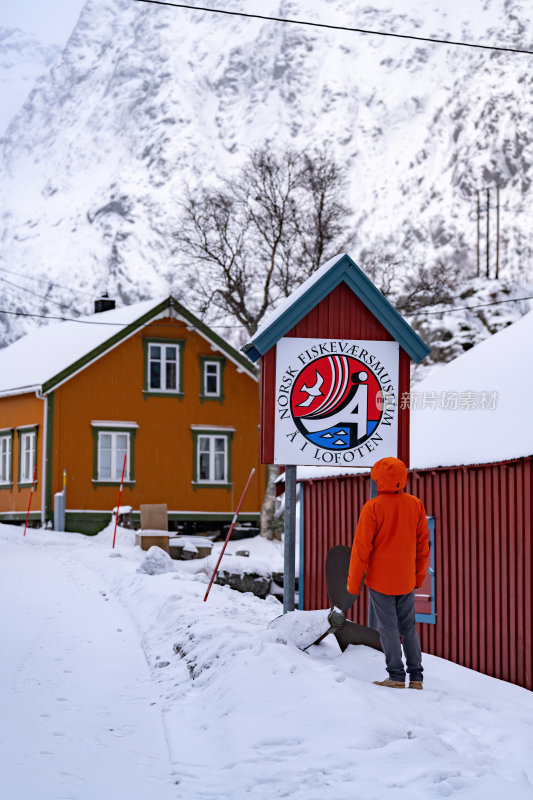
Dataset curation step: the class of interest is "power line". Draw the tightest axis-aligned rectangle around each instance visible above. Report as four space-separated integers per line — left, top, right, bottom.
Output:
0 293 531 328
0 309 127 326
0 277 75 313
134 1 533 56
404 294 533 316
0 266 97 300
0 306 243 330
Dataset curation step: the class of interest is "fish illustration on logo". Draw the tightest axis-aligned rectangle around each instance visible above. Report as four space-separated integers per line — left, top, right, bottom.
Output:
290 354 383 450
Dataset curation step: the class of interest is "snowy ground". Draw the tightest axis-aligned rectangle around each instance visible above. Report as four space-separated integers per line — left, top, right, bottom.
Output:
1 524 532 800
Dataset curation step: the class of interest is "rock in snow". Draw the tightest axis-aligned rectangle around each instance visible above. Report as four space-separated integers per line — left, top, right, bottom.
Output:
215 567 272 598
137 545 175 575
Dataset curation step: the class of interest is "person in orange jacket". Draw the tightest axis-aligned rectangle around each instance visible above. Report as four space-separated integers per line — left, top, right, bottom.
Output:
347 456 430 689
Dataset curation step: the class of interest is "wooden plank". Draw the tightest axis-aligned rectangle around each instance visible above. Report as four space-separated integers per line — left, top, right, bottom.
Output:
463 469 472 669
500 465 509 681
398 349 410 465
448 470 457 663
515 461 524 687
455 468 465 666
474 468 484 672
468 468 482 669
508 465 517 684
523 459 532 690
260 349 276 463
484 466 494 679
493 465 502 679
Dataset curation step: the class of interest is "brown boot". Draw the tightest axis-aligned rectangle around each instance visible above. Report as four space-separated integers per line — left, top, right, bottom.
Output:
373 678 405 689
409 681 423 690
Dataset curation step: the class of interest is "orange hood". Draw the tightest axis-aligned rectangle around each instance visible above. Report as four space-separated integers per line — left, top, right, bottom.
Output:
371 457 407 493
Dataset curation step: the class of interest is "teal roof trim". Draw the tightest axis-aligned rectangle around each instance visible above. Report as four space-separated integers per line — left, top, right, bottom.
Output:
241 254 430 364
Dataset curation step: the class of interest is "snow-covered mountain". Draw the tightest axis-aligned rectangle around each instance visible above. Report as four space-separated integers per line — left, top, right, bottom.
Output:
0 0 532 357
0 27 60 135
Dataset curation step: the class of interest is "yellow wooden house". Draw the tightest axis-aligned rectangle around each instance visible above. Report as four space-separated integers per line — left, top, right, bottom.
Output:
0 296 264 533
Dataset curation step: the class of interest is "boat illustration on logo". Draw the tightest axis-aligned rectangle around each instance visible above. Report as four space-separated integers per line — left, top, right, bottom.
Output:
290 354 383 450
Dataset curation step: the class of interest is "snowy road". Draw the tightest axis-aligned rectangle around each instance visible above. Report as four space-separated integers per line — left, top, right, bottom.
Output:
1 524 533 800
0 531 175 800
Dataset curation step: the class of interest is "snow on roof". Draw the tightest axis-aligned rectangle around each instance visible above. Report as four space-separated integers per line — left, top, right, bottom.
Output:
252 253 344 340
291 309 533 479
0 297 167 394
278 466 369 482
410 308 533 469
243 253 429 364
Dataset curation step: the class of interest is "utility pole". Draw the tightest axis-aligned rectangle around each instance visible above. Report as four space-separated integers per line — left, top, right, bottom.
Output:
476 190 480 278
283 464 297 613
495 185 500 279
473 185 502 281
486 188 490 279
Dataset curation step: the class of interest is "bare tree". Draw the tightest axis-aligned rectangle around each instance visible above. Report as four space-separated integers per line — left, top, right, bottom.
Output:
175 144 351 539
175 144 351 336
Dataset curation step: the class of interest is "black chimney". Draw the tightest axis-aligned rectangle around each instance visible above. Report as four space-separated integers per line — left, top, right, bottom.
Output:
94 293 115 314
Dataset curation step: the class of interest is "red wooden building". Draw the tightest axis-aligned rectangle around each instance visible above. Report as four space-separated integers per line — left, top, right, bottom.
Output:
300 309 533 690
243 252 532 691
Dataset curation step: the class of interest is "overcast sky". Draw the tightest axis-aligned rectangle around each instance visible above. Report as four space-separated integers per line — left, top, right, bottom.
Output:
0 0 86 44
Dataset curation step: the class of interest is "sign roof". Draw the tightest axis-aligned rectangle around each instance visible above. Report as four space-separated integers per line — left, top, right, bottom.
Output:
241 253 430 364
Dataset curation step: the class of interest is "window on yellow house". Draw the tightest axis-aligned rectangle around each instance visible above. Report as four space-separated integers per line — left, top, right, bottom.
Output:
199 356 225 402
0 430 13 488
17 426 38 486
191 426 234 489
143 339 185 396
91 422 137 486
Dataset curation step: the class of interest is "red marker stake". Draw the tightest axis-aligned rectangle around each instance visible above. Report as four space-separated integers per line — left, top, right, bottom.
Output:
112 454 127 549
23 462 38 537
204 467 256 602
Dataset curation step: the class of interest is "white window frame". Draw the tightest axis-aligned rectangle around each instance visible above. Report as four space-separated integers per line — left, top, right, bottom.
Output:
147 341 181 394
203 360 221 397
91 422 138 484
0 432 12 485
191 426 234 488
19 430 37 485
197 434 228 483
97 431 131 482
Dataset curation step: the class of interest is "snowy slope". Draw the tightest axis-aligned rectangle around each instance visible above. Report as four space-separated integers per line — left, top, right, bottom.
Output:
1 522 532 799
0 0 532 349
0 27 60 134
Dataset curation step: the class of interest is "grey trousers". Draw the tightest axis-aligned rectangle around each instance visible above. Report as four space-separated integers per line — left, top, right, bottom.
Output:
368 588 423 683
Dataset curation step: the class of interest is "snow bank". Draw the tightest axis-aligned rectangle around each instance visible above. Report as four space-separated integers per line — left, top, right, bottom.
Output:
3 524 532 799
116 541 533 800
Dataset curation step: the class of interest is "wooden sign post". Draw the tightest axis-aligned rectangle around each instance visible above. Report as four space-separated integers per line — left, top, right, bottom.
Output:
242 254 430 613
